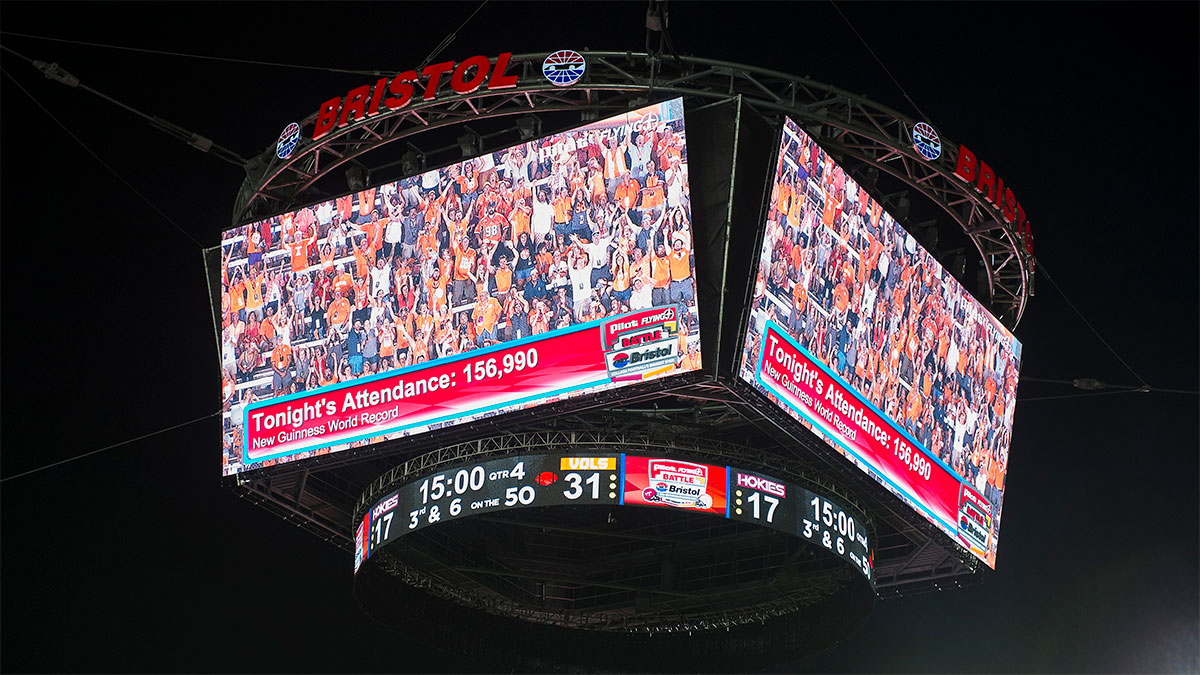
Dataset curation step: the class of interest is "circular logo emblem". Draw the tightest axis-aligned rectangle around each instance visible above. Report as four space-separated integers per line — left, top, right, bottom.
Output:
611 352 630 369
912 122 941 161
642 487 659 502
543 50 586 87
276 122 300 160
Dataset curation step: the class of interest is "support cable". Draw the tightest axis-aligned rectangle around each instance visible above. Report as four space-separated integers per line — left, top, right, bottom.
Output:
829 1 932 123
1 44 246 167
0 411 221 483
0 30 386 77
0 65 206 248
1033 258 1153 390
415 0 489 72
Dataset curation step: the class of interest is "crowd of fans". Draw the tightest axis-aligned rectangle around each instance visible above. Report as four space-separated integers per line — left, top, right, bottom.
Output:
742 119 1020 554
220 105 699 473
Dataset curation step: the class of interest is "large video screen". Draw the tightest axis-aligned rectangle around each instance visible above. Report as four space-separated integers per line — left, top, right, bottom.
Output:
219 99 700 476
738 117 1021 567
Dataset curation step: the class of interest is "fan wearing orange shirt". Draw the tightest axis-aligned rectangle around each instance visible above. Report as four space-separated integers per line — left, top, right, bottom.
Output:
529 299 551 335
655 128 682 173
551 187 572 234
336 194 355 222
244 270 265 319
352 238 375 280
601 135 628 198
477 203 508 246
451 235 478 307
610 250 631 304
229 268 248 322
510 196 532 243
397 321 429 364
614 172 640 213
333 264 354 298
772 179 791 225
270 337 293 394
362 211 386 256
352 275 371 322
491 254 514 296
667 235 693 306
651 243 672 307
821 188 841 227
587 160 607 202
906 386 923 428
832 283 850 314
472 282 504 347
261 304 279 345
456 161 480 210
355 188 377 223
787 182 805 232
285 230 316 273
639 161 666 220
377 320 397 370
327 290 353 335
791 280 809 333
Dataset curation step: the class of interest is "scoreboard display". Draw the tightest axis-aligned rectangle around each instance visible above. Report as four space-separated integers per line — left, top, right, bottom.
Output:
738 116 1021 568
219 98 701 477
356 453 873 583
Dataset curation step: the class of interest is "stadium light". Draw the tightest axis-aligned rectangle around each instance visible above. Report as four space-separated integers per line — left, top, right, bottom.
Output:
457 126 481 157
345 164 368 191
402 142 425 175
516 115 542 140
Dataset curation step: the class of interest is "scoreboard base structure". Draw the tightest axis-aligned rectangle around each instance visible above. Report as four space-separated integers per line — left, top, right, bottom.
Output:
352 446 877 672
355 511 874 672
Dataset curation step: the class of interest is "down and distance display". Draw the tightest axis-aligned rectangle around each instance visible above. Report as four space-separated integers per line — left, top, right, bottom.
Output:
355 454 873 583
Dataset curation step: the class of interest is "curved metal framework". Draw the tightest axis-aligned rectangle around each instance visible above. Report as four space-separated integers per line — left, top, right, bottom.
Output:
238 387 983 602
355 432 872 632
235 50 1033 326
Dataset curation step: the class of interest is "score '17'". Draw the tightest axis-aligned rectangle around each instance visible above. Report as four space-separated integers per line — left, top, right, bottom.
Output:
747 492 780 522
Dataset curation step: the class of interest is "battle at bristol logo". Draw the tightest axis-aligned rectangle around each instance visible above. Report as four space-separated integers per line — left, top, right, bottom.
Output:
911 122 942 161
602 308 680 379
643 459 712 509
543 50 586 87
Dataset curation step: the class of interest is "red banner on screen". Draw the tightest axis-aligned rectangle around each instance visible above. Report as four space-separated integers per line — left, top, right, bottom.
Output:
623 455 728 515
756 322 962 531
243 326 608 460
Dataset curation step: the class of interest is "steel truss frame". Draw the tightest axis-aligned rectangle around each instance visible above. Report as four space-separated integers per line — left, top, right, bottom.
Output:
235 50 1032 327
352 429 874 631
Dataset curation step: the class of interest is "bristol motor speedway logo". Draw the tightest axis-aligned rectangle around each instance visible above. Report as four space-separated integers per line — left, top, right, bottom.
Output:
911 121 942 161
276 122 301 160
542 50 586 87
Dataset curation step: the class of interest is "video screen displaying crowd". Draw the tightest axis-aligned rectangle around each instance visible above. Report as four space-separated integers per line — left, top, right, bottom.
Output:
741 118 1021 548
220 101 699 474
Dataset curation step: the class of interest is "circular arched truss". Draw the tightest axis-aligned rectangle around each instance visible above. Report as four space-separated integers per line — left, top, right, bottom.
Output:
235 51 1033 326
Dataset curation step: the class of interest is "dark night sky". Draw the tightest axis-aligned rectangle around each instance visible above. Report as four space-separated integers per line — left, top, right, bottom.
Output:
2 3 1196 673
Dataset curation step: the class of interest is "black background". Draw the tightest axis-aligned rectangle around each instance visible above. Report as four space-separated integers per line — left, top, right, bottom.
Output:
2 3 1196 672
